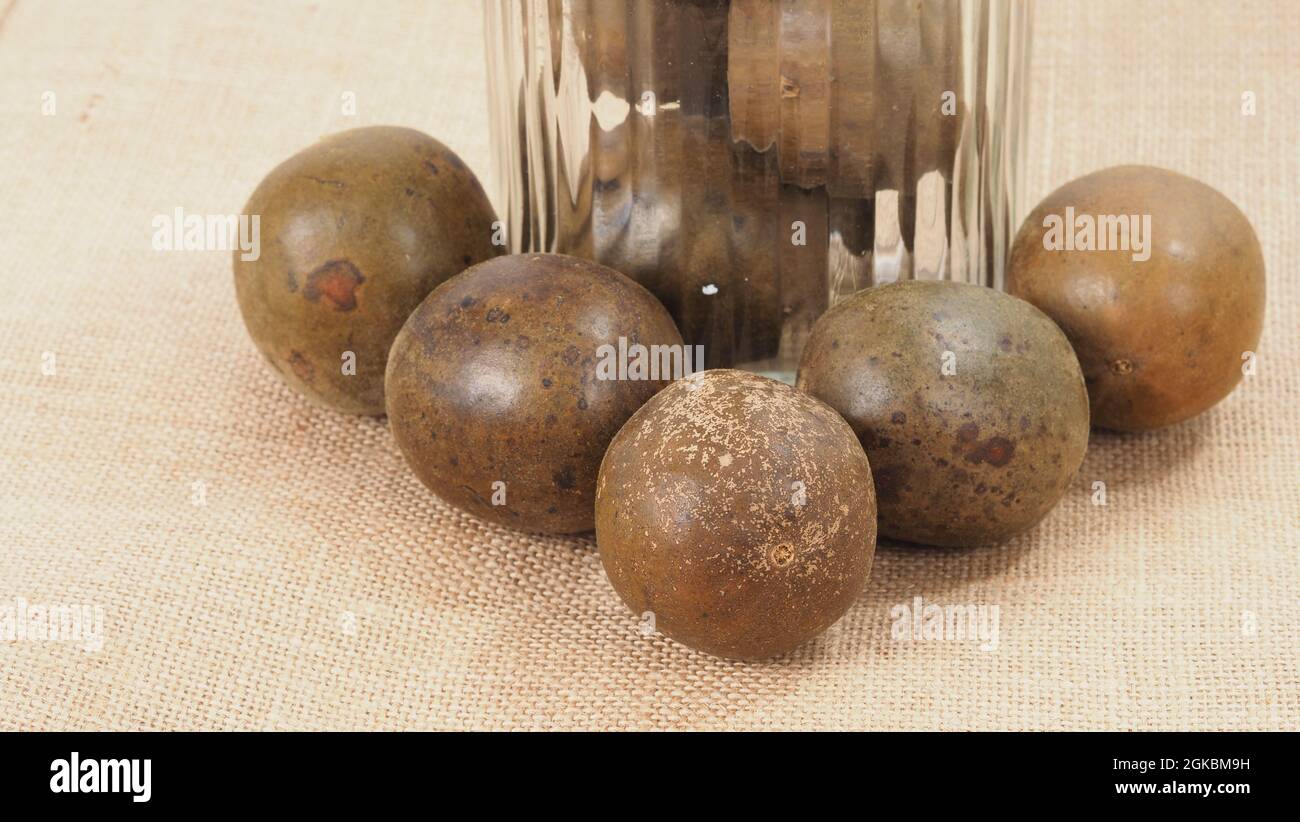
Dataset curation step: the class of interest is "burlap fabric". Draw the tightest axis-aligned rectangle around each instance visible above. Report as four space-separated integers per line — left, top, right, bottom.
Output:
1 0 1296 730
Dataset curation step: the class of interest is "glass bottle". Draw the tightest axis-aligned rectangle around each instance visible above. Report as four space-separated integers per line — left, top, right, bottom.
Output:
485 0 1032 380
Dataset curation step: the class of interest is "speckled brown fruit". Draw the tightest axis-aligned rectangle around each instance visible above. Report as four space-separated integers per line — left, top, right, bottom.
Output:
386 253 684 535
1007 165 1266 431
595 369 877 660
797 281 1089 548
233 126 500 415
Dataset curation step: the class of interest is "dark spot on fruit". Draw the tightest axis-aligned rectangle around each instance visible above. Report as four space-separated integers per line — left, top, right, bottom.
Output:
1111 358 1135 375
1019 416 1031 431
424 160 439 175
966 436 1016 467
553 465 576 490
891 411 906 425
302 259 365 311
463 255 473 265
287 350 314 383
999 335 1013 351
460 296 476 309
562 345 581 366
541 377 552 388
831 339 840 350
405 187 416 197
577 397 588 410
872 463 909 505
911 438 922 446
594 177 620 193
975 483 988 494
956 422 980 442
486 307 510 324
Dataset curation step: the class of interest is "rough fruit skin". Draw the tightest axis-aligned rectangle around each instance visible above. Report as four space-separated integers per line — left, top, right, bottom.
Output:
234 126 500 415
797 281 1089 548
1006 165 1266 431
595 369 877 660
386 253 683 535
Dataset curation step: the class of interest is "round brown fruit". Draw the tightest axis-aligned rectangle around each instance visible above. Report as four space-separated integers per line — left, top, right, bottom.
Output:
797 280 1089 548
1007 165 1265 431
386 253 683 535
596 369 877 660
234 126 500 415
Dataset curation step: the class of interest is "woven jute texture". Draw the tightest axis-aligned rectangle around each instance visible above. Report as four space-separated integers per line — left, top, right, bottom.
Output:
1 0 1296 730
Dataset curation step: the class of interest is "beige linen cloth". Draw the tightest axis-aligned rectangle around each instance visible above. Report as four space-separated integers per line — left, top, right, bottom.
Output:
0 0 1296 730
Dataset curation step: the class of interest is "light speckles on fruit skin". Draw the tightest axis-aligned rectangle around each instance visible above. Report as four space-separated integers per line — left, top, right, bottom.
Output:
386 253 684 535
595 369 877 661
797 280 1090 548
233 126 501 416
1006 165 1266 432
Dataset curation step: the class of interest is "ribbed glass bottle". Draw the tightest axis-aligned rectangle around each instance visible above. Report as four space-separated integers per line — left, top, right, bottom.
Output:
485 0 1032 380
